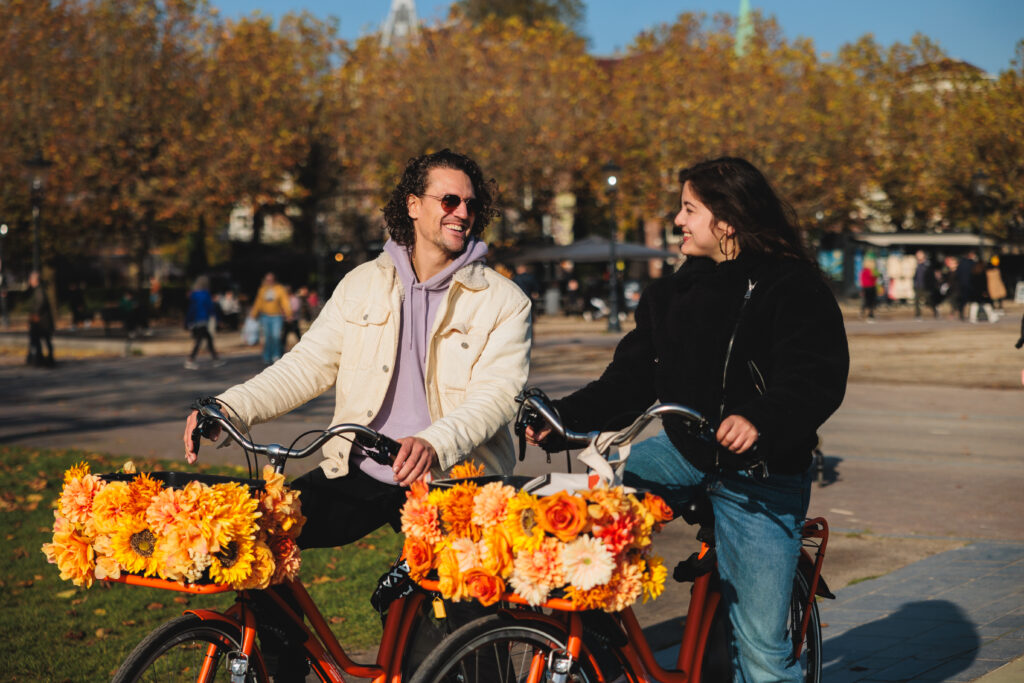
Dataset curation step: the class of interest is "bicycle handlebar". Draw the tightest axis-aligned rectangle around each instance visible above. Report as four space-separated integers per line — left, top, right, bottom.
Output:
191 397 402 473
514 389 714 455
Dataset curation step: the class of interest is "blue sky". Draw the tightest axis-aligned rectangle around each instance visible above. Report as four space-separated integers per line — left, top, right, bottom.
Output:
210 1 1023 74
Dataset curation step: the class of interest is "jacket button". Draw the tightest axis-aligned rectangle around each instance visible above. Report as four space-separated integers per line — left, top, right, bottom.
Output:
461 342 469 349
383 365 389 372
362 314 368 320
366 410 373 417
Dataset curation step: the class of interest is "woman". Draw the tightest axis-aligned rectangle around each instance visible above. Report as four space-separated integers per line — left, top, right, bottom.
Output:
184 275 223 369
248 272 292 364
859 258 878 320
529 157 849 682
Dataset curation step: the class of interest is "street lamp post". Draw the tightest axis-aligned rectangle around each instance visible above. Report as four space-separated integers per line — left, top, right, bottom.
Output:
971 171 989 261
602 162 622 333
0 223 8 328
22 150 53 274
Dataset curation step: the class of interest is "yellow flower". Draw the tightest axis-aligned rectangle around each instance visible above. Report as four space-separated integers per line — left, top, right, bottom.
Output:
503 490 545 553
641 555 668 603
127 472 164 517
111 523 161 577
481 526 514 578
437 482 480 541
450 460 486 479
565 583 614 611
42 512 95 588
209 538 256 588
436 547 467 602
237 540 274 590
205 483 260 553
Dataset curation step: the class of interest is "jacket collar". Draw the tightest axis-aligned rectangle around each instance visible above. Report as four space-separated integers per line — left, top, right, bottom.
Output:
374 250 489 291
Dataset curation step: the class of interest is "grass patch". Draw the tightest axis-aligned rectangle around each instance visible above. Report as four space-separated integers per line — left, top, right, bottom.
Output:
846 574 883 586
0 445 403 682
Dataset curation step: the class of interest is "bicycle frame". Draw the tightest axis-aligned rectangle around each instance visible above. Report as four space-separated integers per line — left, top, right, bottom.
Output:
107 573 428 682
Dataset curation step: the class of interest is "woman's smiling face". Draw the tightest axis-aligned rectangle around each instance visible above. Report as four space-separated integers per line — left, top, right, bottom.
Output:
674 181 733 262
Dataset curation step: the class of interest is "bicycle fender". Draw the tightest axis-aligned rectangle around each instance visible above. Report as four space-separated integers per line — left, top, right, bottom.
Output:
185 608 240 625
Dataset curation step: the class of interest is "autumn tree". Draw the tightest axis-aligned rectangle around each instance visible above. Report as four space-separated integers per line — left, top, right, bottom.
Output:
455 0 584 32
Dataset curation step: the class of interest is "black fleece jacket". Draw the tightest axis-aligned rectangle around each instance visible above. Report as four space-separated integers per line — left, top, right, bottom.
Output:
554 251 849 475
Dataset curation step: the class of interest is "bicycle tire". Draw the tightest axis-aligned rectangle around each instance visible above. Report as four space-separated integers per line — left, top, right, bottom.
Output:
408 613 606 683
790 570 822 683
701 572 822 683
112 614 270 683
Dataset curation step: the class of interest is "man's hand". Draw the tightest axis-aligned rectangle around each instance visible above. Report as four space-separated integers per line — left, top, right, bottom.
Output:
717 414 759 454
392 436 437 486
183 410 221 464
524 425 552 446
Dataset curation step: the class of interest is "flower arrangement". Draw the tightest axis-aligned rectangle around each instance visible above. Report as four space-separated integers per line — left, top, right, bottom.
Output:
42 461 305 590
400 461 673 612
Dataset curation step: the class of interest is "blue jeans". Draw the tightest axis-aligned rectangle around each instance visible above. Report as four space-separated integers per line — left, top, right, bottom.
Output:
259 314 284 364
622 431 811 683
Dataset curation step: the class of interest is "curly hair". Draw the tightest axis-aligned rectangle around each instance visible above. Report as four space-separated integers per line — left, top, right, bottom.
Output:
381 149 498 247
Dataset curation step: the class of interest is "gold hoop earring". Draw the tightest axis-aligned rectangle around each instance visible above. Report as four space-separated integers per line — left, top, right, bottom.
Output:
718 235 733 259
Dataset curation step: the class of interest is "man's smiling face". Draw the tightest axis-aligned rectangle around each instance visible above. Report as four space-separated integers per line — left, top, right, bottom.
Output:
407 167 476 264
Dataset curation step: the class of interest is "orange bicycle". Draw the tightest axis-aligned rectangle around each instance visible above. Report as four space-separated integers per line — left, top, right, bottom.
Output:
404 390 832 683
109 399 447 683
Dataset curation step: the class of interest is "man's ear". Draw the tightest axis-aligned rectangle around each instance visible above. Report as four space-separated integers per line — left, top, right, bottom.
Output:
407 194 420 220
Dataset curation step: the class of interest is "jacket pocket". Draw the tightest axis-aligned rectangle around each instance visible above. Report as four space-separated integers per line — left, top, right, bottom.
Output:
339 299 391 371
437 325 487 391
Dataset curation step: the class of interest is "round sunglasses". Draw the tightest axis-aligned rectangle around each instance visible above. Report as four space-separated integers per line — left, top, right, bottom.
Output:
420 193 481 215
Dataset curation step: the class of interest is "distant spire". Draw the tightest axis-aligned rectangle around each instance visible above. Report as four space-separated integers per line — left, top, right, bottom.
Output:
382 0 419 48
735 0 753 57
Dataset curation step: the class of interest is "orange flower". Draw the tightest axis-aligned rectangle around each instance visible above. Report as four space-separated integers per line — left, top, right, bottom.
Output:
59 471 104 529
127 472 164 517
481 526 514 578
42 513 95 588
269 534 301 584
643 494 674 525
437 483 479 541
509 537 564 606
403 535 434 582
565 583 614 611
463 568 505 607
450 460 485 479
92 481 136 535
536 491 588 542
591 513 637 556
238 540 275 590
471 482 514 527
401 491 442 545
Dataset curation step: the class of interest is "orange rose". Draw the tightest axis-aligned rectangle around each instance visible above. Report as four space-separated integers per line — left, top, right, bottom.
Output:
643 494 674 523
403 535 435 582
463 568 506 607
482 526 514 578
536 492 588 542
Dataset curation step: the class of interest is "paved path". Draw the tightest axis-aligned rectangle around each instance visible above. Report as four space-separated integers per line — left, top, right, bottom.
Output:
2 317 1023 681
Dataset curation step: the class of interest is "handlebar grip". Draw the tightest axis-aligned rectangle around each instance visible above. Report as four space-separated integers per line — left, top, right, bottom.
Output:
357 433 402 467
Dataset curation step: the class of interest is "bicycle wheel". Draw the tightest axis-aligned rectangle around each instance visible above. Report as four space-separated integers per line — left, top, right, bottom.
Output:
789 571 822 683
408 613 605 683
112 614 269 682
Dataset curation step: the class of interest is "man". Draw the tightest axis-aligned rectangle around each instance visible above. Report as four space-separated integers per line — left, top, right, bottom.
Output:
912 250 938 319
26 271 54 367
184 148 531 543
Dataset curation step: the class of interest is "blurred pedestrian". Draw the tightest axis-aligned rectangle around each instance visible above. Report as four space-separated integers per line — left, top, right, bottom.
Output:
986 255 1007 310
26 271 54 367
859 258 878 321
955 251 977 321
512 264 541 314
912 250 939 319
281 285 302 349
184 275 223 369
249 272 291 364
216 289 241 331
968 259 1001 324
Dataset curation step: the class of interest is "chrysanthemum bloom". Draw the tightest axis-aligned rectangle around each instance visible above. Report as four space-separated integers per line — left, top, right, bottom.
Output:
209 538 256 588
565 582 615 611
536 491 588 542
238 540 275 590
463 568 505 607
269 534 301 584
437 483 480 540
205 483 260 553
436 547 467 602
471 482 514 528
605 561 644 612
591 512 637 556
92 481 136 535
59 470 104 530
449 460 485 479
504 491 545 553
403 535 435 582
451 536 484 573
562 535 614 590
127 472 164 518
641 555 667 603
508 537 565 606
111 523 161 576
42 511 95 588
401 492 443 545
481 526 514 578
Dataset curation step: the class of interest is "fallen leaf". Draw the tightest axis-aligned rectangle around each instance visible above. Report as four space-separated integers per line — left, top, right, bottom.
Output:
95 628 107 639
146 602 164 611
121 620 137 627
64 630 85 641
329 616 345 624
12 547 28 559
173 597 189 605
93 608 107 615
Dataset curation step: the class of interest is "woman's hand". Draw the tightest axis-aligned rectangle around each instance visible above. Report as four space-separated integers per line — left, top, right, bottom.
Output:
524 425 552 446
717 414 759 454
183 410 221 464
393 436 437 486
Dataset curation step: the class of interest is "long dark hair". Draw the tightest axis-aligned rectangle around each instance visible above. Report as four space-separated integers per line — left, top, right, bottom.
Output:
678 157 811 264
382 149 498 247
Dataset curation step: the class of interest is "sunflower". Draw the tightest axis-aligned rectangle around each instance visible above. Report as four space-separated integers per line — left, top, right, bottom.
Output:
111 523 161 577
503 490 545 553
237 540 275 590
209 538 256 588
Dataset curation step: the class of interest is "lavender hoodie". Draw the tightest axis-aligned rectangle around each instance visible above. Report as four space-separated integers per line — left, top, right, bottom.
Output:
354 238 490 483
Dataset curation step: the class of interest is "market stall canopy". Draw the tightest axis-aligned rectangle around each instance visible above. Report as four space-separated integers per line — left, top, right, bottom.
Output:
510 236 679 264
850 232 999 248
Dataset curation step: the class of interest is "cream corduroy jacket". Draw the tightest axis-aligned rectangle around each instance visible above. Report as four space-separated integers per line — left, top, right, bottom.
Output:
217 251 532 479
